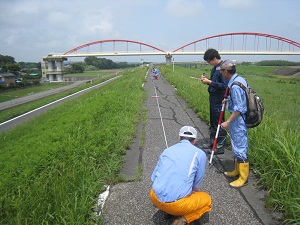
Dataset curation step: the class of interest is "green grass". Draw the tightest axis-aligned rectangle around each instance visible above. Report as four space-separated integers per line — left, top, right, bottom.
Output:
0 75 118 123
160 64 300 224
1 64 299 224
0 70 120 103
64 70 122 78
0 68 147 224
0 83 69 102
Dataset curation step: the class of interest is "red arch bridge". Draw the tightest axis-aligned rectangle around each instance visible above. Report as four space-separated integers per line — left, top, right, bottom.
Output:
42 32 300 81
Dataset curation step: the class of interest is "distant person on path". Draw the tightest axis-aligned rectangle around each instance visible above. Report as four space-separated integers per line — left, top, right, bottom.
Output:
220 60 249 188
152 66 159 79
201 48 228 154
150 126 211 225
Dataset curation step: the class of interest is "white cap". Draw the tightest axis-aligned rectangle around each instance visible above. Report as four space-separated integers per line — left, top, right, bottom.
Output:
179 126 197 138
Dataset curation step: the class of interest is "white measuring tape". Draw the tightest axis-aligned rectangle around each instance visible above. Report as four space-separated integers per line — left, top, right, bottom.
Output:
151 78 169 149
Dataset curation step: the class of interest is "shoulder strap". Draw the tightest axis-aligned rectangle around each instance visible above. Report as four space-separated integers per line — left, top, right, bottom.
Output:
229 79 248 123
231 81 246 90
231 75 239 84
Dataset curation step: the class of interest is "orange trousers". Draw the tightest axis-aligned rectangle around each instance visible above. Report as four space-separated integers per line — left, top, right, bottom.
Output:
150 189 212 223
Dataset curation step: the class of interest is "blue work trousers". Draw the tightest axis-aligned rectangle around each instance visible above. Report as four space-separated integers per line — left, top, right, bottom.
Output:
229 115 249 162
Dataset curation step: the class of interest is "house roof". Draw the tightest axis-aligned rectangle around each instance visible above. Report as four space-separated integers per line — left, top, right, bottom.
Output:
0 73 16 77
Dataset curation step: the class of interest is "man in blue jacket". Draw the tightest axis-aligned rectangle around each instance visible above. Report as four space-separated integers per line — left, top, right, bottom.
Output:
150 126 211 224
220 60 249 188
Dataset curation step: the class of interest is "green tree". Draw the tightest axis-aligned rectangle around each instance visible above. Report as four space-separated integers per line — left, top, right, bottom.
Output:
84 56 98 66
256 60 300 66
4 63 21 74
71 62 85 73
241 61 252 66
18 62 42 70
97 58 114 69
116 61 128 68
0 54 16 65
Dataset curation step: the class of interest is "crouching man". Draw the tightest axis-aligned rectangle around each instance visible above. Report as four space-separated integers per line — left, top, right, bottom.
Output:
150 126 211 225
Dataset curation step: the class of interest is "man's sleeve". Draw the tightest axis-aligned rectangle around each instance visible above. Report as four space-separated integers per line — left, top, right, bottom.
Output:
210 72 228 90
151 157 162 183
231 86 247 114
192 151 207 191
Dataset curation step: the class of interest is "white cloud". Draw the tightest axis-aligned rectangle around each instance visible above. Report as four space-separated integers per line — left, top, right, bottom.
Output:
82 12 114 35
296 17 300 28
0 1 39 27
219 0 256 10
165 0 204 18
0 0 299 62
46 11 72 25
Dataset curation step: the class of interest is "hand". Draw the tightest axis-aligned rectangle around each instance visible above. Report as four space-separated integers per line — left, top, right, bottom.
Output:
221 121 229 129
222 99 228 104
201 76 211 85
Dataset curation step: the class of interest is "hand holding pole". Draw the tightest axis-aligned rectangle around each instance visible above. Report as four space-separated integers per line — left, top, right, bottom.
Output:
209 87 229 165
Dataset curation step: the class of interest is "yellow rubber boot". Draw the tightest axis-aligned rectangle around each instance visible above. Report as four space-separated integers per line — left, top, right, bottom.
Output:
224 158 239 177
230 162 249 188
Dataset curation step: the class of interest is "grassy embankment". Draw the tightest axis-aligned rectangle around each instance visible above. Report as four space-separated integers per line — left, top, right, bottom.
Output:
0 83 69 102
0 68 147 224
0 71 117 123
159 64 300 224
0 71 116 102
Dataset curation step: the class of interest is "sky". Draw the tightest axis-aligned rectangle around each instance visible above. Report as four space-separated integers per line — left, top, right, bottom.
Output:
1 0 300 63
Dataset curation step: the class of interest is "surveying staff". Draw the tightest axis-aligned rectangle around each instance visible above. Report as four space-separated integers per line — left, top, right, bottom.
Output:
220 60 249 188
202 48 228 154
150 126 211 224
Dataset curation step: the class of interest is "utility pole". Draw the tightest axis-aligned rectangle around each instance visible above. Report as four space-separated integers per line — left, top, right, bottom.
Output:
172 58 175 72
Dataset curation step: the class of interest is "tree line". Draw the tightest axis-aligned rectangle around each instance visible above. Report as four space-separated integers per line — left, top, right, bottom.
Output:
0 54 41 75
2 54 299 75
254 60 300 66
65 56 141 74
1 54 139 75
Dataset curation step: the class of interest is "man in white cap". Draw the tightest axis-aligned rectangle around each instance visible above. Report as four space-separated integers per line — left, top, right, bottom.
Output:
150 126 211 225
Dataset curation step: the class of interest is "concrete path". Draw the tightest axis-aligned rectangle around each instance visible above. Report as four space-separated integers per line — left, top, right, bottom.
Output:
102 71 280 224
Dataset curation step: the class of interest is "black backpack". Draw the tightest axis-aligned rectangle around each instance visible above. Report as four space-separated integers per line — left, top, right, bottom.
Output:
230 81 264 128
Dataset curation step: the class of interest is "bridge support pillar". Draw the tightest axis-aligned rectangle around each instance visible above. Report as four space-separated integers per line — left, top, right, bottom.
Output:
48 74 54 81
42 55 67 82
165 54 172 65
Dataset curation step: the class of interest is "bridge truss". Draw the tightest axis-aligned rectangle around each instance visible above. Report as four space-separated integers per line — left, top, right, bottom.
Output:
42 32 300 81
62 39 166 57
50 32 300 58
172 32 300 55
